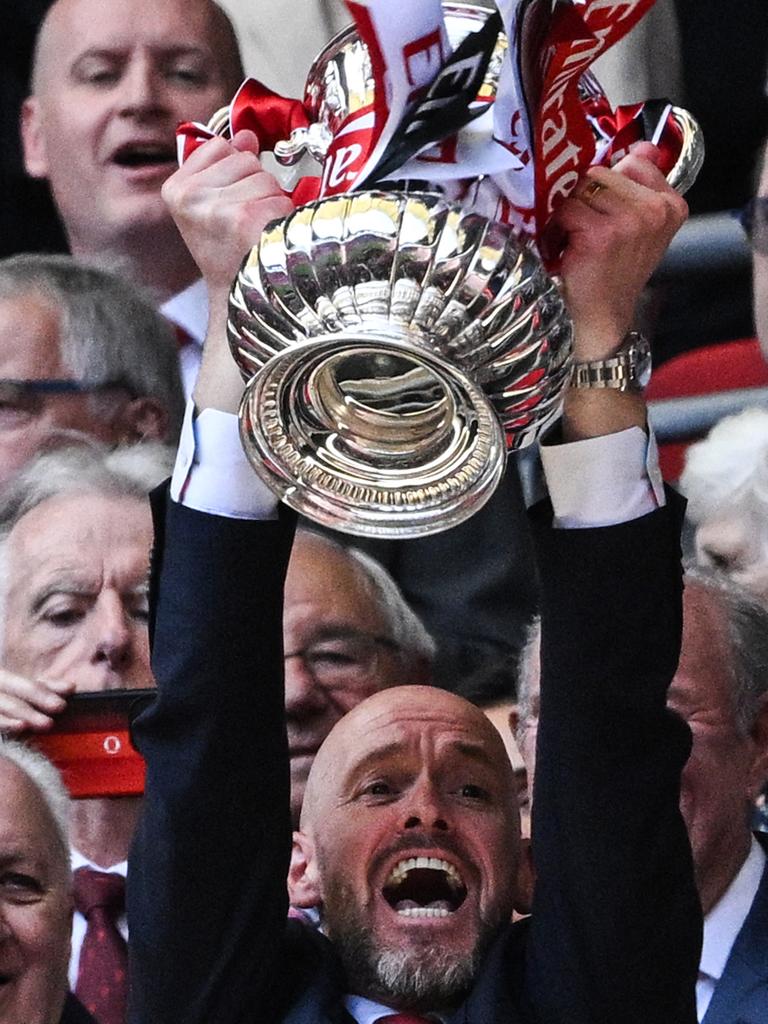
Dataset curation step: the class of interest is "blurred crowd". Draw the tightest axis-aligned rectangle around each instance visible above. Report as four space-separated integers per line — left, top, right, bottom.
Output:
0 2 767 1024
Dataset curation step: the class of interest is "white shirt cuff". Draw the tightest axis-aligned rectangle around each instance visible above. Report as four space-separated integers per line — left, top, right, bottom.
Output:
170 401 279 519
540 426 665 528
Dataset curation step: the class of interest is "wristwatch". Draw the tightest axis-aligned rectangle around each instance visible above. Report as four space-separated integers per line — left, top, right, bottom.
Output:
569 332 652 394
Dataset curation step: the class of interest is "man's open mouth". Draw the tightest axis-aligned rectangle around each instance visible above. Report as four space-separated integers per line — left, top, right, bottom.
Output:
111 142 177 168
382 856 468 918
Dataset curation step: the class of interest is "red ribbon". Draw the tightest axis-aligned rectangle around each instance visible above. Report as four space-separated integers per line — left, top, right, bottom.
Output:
176 78 321 203
174 2 689 257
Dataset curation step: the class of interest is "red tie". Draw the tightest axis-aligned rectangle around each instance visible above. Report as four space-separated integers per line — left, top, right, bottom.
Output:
73 867 128 1024
377 1016 436 1023
172 323 195 350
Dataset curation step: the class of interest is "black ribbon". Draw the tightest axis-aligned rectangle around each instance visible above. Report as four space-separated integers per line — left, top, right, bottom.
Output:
359 11 503 188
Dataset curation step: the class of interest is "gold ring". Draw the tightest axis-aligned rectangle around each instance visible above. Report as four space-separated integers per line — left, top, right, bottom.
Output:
581 179 607 205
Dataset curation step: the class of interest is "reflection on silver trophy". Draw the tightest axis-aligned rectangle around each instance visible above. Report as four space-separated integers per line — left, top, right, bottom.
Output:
216 3 703 538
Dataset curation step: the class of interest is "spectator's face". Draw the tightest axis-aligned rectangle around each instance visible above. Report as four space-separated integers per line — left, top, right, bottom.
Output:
21 0 238 253
2 493 154 694
284 535 406 826
0 293 133 489
667 585 768 914
754 151 768 354
0 759 72 1024
295 687 521 1010
515 592 768 914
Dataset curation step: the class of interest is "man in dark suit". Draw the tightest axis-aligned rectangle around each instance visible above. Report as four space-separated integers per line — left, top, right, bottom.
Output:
666 573 768 1024
513 571 768 1024
127 130 700 1022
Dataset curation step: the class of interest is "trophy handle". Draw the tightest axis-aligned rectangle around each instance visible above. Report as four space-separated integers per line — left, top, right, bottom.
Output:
664 107 705 197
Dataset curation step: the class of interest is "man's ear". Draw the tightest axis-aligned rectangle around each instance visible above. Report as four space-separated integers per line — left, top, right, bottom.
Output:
114 397 170 443
20 97 50 179
747 694 768 803
513 836 535 917
288 831 323 909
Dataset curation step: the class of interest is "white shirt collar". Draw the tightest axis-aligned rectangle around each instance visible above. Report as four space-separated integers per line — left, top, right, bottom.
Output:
700 836 766 983
159 278 209 346
70 848 128 876
344 994 444 1023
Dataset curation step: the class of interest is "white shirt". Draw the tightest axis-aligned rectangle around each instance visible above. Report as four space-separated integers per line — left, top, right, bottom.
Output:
697 837 766 1021
68 850 128 991
345 995 444 1023
172 401 663 528
160 279 209 398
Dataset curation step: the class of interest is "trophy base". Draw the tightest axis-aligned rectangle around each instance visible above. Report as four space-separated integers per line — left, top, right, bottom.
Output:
239 335 506 538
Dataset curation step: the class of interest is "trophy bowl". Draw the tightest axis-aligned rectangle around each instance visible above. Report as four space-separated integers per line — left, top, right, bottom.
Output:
229 190 572 538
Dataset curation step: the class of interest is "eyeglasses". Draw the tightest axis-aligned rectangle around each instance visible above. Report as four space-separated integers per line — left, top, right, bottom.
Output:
284 632 401 687
738 198 768 255
0 378 135 425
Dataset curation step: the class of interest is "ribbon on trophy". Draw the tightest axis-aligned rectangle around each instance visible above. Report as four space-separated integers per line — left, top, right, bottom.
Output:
177 0 691 265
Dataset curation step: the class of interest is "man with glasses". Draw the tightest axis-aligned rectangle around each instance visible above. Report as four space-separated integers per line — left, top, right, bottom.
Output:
285 530 435 827
0 253 184 489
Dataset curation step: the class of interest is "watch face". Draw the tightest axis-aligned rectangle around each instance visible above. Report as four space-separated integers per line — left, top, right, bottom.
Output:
631 339 652 389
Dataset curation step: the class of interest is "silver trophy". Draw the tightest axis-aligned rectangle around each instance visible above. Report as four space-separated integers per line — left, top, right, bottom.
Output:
218 4 703 538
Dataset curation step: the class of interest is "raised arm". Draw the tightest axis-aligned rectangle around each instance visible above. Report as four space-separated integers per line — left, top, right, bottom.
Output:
524 145 700 1024
127 133 297 1023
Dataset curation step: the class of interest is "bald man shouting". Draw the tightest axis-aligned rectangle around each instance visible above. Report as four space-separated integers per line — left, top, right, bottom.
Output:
127 131 700 1023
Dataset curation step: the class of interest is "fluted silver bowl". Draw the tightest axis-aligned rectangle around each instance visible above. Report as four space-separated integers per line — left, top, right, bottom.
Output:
229 190 572 537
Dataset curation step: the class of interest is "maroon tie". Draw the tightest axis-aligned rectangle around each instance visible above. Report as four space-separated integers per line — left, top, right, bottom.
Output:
377 1015 436 1024
172 323 195 350
73 867 128 1024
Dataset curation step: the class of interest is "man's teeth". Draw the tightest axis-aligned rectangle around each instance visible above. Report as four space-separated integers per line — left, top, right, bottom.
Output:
396 903 452 918
386 856 463 889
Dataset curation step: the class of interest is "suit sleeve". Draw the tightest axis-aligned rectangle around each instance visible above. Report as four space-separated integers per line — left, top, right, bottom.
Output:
523 491 701 1024
127 486 296 1024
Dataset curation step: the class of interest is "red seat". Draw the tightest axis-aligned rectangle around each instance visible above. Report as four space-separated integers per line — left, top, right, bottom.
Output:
646 338 768 480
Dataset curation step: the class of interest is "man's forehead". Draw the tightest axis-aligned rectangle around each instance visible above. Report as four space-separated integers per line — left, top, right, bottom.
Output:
38 0 227 67
332 689 503 759
8 495 150 580
670 584 732 713
0 763 65 874
0 293 62 371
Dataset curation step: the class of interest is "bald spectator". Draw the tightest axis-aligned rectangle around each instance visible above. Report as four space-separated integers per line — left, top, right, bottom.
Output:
514 570 768 1023
0 738 95 1023
20 0 245 390
0 254 183 488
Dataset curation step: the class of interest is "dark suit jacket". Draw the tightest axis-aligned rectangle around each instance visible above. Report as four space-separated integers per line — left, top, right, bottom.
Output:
127 489 700 1024
703 855 768 1024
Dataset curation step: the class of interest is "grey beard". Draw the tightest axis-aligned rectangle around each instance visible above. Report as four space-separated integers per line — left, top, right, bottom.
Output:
327 909 493 1011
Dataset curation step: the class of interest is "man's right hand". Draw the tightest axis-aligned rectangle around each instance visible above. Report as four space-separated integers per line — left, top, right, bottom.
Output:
162 130 294 299
163 131 295 415
0 670 75 733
